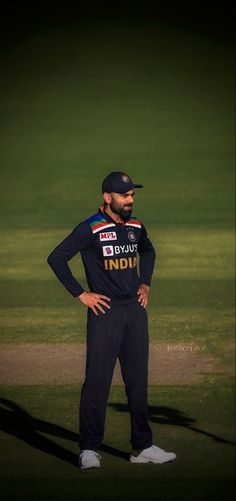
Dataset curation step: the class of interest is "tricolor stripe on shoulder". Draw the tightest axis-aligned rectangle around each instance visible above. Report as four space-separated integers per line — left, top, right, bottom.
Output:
92 222 116 234
126 216 142 229
84 212 116 234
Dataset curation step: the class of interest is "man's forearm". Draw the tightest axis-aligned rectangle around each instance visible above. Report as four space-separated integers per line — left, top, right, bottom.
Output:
139 249 156 286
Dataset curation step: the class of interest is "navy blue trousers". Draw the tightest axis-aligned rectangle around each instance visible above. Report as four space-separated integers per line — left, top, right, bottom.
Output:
78 297 153 451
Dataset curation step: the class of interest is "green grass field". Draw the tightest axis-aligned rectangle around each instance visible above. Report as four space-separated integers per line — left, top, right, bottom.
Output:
0 380 235 500
0 18 235 501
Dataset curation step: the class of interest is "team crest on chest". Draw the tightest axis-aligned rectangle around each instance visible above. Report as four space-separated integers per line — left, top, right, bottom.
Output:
128 230 136 242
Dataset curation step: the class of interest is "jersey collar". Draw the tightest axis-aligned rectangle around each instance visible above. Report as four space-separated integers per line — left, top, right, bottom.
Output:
98 205 126 226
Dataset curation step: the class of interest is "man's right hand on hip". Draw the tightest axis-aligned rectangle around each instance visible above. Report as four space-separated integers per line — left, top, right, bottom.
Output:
77 291 111 316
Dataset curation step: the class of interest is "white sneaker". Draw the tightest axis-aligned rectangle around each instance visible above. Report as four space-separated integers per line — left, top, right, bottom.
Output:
130 445 176 464
79 449 101 470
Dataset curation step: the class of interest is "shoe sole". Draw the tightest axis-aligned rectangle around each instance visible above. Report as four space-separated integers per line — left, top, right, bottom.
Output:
80 465 100 470
79 457 101 470
79 461 101 470
130 455 176 464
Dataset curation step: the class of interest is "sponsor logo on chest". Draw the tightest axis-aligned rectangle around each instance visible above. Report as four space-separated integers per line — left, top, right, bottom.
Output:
102 245 114 256
99 231 117 241
102 244 138 256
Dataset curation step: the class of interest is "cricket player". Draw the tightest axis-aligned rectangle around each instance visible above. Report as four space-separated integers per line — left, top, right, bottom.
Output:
47 171 176 469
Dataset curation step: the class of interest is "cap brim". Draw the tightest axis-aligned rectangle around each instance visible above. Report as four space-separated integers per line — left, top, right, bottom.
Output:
114 183 143 193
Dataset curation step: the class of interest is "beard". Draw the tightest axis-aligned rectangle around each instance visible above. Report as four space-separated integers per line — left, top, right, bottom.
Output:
110 200 133 221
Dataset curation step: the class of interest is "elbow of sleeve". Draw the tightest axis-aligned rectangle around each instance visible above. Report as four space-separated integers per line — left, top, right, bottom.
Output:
148 249 156 263
151 246 156 259
47 251 69 273
47 252 55 268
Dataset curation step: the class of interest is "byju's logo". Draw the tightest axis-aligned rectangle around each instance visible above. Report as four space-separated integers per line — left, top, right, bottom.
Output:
102 245 114 256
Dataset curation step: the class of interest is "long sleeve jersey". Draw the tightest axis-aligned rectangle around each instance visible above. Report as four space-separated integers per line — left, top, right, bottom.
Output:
47 206 156 300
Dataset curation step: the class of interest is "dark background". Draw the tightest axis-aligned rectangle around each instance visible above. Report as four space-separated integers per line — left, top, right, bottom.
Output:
1 1 235 49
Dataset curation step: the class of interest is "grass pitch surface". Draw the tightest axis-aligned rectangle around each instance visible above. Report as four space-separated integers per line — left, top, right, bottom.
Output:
0 381 235 500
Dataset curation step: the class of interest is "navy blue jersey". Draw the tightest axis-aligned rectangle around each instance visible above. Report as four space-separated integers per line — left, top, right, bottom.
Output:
47 206 156 300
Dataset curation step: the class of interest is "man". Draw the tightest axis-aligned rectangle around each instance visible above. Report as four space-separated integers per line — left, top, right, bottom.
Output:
47 171 176 469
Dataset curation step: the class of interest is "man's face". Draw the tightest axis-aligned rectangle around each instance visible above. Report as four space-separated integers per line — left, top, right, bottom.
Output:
109 190 135 221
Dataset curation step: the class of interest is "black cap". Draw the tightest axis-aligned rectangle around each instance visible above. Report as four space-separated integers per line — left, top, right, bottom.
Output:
102 171 143 194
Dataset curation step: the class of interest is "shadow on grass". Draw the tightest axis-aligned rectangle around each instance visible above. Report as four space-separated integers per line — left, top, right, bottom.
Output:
109 403 236 446
0 398 128 465
0 398 79 466
0 398 234 469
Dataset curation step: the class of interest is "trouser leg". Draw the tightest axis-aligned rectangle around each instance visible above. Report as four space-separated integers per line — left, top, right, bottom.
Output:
118 299 152 450
79 307 125 451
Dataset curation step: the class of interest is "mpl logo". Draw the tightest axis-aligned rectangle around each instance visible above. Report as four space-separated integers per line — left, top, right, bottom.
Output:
102 245 114 256
99 231 117 241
